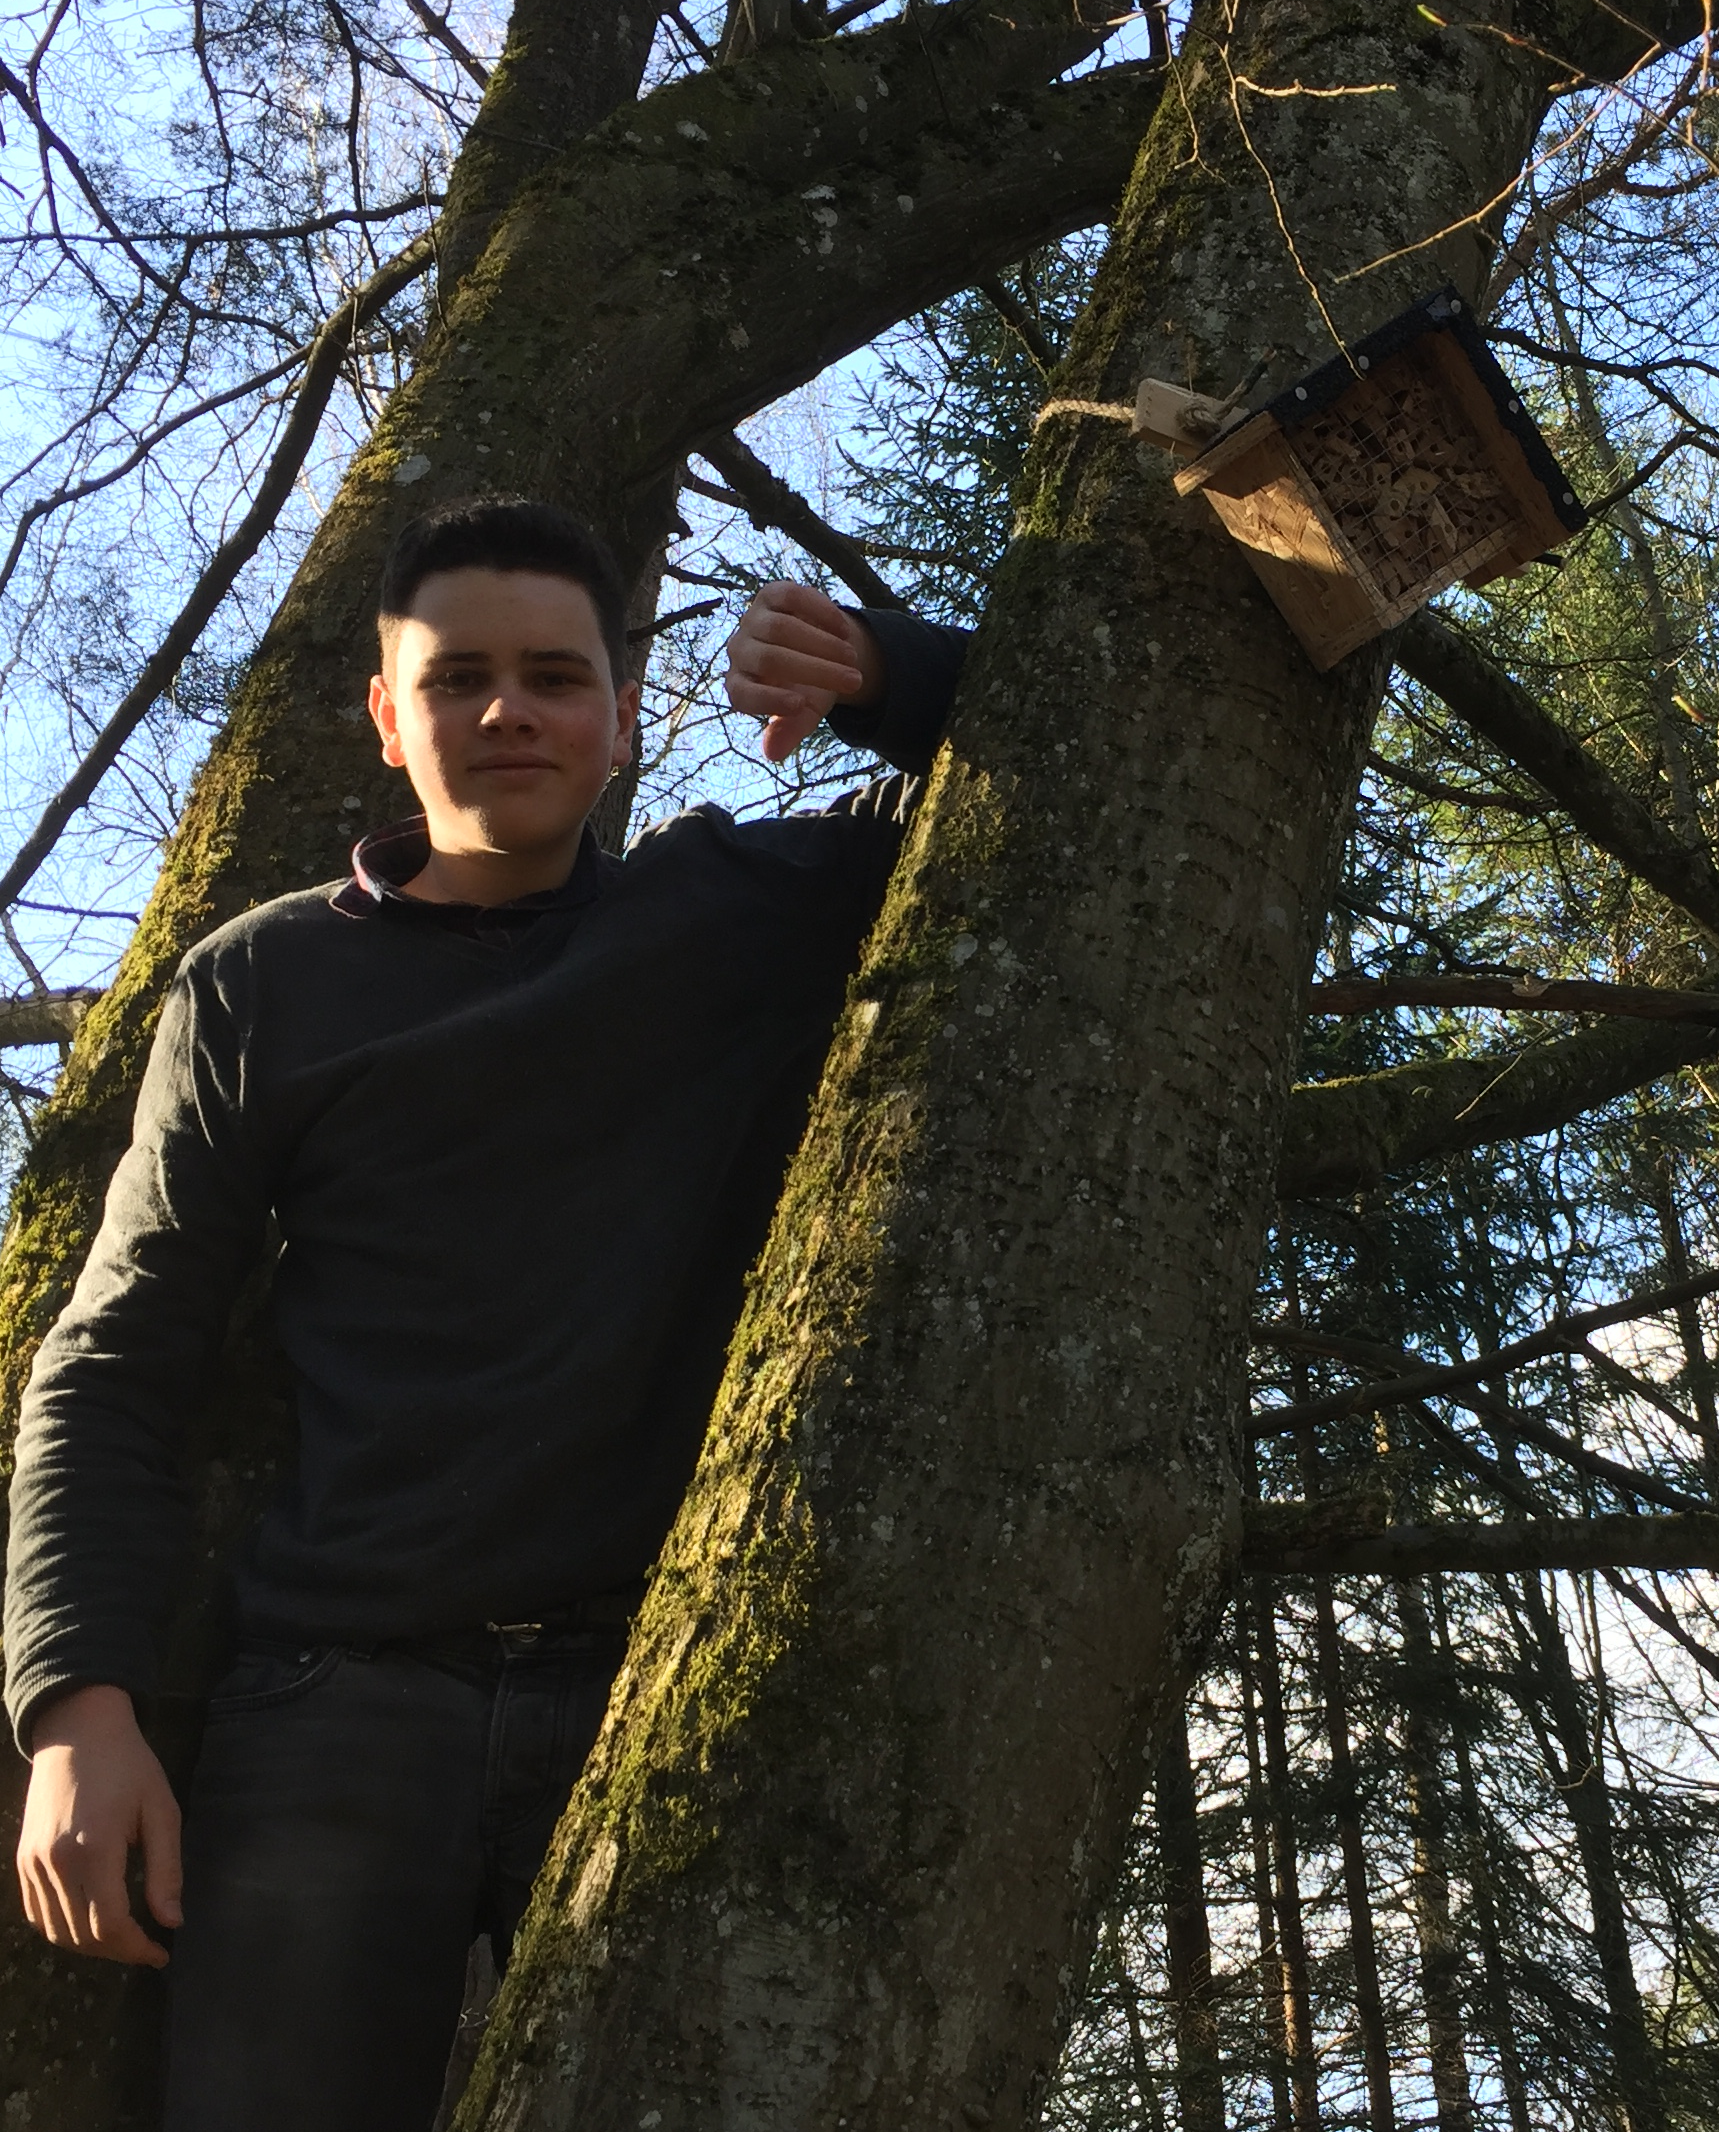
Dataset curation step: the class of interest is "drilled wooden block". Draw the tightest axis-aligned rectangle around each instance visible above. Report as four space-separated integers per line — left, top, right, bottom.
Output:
1154 288 1586 670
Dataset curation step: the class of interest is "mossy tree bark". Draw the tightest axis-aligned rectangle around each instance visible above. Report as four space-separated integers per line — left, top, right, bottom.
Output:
449 6 1691 2126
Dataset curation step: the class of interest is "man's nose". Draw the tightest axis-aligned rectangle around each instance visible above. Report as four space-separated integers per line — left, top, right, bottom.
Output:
480 685 540 729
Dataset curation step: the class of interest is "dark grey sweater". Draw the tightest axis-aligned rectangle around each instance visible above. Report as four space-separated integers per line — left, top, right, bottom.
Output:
3 609 967 1752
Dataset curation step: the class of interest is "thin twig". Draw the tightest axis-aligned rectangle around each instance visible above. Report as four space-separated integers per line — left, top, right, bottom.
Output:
1251 1270 1719 1436
0 229 437 916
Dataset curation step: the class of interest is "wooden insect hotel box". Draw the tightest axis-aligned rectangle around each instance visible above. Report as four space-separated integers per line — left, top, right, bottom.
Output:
1133 287 1587 670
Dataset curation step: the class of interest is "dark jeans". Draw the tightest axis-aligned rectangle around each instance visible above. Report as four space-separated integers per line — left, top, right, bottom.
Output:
163 1623 626 2132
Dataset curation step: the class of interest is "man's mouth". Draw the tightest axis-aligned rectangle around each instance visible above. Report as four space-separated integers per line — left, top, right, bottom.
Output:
471 754 557 772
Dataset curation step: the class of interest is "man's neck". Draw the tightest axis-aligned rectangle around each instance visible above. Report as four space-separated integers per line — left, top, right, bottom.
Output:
403 829 586 907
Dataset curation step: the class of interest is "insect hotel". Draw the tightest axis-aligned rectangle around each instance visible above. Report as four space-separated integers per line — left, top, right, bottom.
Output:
1132 288 1588 670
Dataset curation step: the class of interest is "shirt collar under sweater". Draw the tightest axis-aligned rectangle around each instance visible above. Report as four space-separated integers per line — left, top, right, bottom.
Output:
332 814 618 941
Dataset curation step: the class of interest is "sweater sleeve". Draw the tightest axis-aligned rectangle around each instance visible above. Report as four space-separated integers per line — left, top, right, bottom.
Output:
3 952 272 1753
826 608 971 776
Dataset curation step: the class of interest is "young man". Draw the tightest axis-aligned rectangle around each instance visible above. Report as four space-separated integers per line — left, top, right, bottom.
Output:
4 501 966 2130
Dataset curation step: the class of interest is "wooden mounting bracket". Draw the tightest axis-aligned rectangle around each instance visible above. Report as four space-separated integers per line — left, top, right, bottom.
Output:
1130 377 1231 458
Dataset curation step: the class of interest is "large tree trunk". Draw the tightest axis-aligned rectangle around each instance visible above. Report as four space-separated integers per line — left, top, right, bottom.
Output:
447 12 1652 2125
0 6 1154 2122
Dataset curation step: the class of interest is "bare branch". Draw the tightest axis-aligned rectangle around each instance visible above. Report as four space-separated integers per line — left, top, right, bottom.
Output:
695 432 908 611
666 5 720 64
1365 749 1546 816
1481 59 1706 312
404 0 492 86
1583 428 1719 517
0 192 441 251
0 344 311 604
1257 1329 1706 1514
974 274 1055 369
0 229 437 916
1252 1270 1719 1436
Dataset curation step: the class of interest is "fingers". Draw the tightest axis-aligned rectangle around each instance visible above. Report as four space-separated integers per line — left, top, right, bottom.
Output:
83 1838 169 1967
18 1852 77 1950
15 1695 179 1968
760 701 828 764
35 1839 168 1967
724 582 864 736
141 1782 184 1932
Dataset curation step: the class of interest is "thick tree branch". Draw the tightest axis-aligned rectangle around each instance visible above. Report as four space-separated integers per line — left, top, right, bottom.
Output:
1242 1507 1719 1578
431 0 664 290
1308 974 1719 1024
1395 609 1719 942
1277 1016 1717 1199
695 431 907 610
0 988 97 1048
0 231 435 917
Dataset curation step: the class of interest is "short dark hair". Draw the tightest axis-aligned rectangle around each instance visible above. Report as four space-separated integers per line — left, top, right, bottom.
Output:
378 499 630 681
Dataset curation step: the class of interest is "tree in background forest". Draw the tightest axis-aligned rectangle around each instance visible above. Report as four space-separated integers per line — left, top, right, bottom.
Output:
0 2 1717 2129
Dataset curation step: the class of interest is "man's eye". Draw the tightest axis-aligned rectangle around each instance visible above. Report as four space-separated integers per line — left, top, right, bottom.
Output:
429 669 484 692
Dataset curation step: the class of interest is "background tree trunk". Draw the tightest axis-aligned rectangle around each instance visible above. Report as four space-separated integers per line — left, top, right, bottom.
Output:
1155 1705 1224 2132
1434 1582 1533 2132
1249 1586 1321 2132
1237 1599 1297 2132
1511 1574 1667 2132
1395 1577 1474 2132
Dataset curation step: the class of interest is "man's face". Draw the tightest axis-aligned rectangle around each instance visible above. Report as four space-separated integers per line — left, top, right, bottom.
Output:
368 569 639 860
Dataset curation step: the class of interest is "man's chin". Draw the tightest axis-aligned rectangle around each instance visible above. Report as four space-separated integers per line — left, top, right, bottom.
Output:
462 807 592 857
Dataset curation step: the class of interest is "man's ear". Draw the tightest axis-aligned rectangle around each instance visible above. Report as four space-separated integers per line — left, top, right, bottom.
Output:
368 674 407 769
612 680 642 769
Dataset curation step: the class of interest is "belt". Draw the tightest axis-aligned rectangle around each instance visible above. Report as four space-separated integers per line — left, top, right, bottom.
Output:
404 1587 647 1671
246 1588 646 1677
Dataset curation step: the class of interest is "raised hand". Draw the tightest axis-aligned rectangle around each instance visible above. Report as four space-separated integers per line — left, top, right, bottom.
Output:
723 582 883 762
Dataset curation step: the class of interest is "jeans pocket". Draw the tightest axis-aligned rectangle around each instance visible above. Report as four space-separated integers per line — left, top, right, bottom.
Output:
206 1644 343 1717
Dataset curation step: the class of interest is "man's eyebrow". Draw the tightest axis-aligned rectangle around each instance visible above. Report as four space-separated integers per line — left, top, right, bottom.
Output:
418 645 596 665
